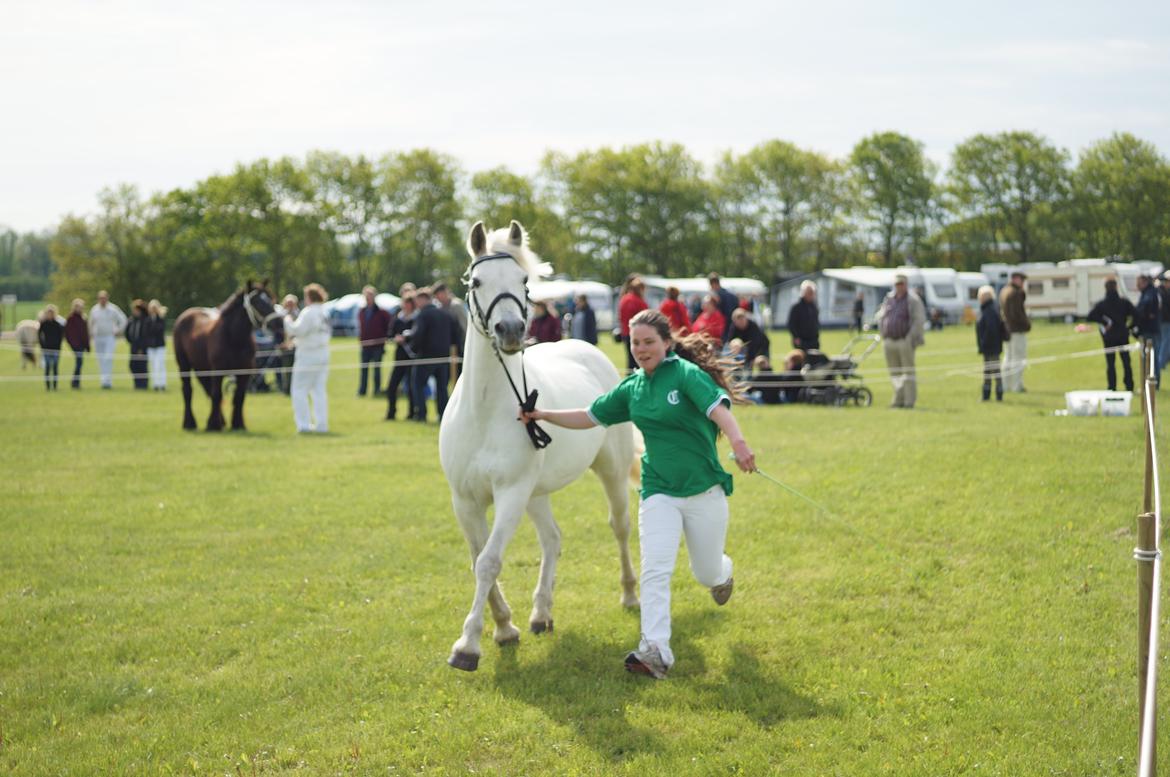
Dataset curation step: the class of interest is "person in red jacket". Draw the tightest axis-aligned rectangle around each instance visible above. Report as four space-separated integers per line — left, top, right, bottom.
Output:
692 295 726 343
527 300 562 344
357 285 393 397
618 275 648 372
659 285 692 335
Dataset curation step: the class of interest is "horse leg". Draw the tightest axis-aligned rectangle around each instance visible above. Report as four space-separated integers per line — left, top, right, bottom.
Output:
452 494 519 649
230 375 248 430
449 490 527 671
206 375 225 431
178 358 197 429
594 442 640 608
526 494 560 634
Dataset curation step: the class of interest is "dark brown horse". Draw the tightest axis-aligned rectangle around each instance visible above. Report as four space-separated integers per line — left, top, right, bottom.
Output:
172 280 283 431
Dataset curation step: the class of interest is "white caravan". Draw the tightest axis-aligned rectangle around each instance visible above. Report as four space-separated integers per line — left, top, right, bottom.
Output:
526 279 616 331
639 276 770 325
771 267 907 329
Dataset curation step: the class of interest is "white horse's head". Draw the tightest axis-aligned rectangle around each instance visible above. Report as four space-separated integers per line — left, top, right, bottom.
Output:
464 220 552 355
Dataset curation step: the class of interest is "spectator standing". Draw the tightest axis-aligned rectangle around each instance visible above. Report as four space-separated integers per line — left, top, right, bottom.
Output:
357 285 392 397
519 309 755 679
285 283 332 433
876 273 927 409
408 287 458 422
1087 278 1137 392
528 300 562 344
708 273 740 344
659 285 692 335
146 299 168 391
618 275 649 372
692 295 726 343
1135 273 1162 388
975 285 1008 402
787 280 820 351
1159 273 1170 375
64 298 89 389
88 290 126 389
729 308 770 367
433 282 468 380
999 271 1031 392
852 292 865 333
277 294 298 395
569 293 598 344
386 293 418 420
37 304 65 391
125 299 149 390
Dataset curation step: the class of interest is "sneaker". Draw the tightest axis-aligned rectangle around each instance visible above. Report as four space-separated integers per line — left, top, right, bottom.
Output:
710 576 734 606
624 645 669 679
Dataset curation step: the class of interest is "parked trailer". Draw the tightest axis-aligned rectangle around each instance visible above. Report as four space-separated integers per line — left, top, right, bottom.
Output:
958 271 991 322
902 266 965 324
981 259 1165 320
639 276 769 326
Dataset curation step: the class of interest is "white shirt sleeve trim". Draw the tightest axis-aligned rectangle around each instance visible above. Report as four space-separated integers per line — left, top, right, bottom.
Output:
586 409 604 427
705 394 730 418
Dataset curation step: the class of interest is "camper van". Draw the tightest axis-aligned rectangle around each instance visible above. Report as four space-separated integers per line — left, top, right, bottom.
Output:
1018 259 1165 320
526 279 616 331
903 267 965 324
771 267 904 330
958 271 991 321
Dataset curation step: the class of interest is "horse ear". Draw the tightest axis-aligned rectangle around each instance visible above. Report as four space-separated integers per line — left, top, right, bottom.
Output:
508 220 525 246
468 221 487 258
260 278 269 289
245 278 254 290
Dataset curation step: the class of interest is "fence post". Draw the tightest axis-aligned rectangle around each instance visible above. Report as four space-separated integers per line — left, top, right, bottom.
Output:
1137 511 1157 766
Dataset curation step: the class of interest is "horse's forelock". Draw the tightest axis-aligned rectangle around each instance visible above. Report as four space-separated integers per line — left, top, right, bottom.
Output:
484 227 553 281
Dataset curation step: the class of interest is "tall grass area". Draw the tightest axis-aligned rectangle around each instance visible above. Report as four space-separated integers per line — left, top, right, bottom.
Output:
0 322 1163 775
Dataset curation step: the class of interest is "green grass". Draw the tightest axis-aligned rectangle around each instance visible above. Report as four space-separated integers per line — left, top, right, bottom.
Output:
0 322 1163 775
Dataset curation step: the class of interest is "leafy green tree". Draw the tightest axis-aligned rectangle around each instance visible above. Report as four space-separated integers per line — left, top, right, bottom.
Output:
467 167 578 276
378 150 464 287
306 151 387 288
947 131 1071 263
850 132 937 265
1072 133 1170 261
544 143 712 284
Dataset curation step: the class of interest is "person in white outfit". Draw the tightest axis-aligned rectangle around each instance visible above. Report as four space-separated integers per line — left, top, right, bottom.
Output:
519 309 756 679
146 299 168 390
88 290 127 389
284 283 331 433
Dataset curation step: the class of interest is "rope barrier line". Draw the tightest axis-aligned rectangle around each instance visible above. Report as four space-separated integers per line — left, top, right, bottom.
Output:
1137 358 1162 777
0 340 1144 385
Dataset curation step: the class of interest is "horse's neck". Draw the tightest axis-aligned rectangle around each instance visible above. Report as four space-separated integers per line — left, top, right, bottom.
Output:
218 305 252 345
459 333 525 415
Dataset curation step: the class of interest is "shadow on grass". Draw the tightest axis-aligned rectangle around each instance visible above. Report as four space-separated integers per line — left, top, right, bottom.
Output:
491 610 827 761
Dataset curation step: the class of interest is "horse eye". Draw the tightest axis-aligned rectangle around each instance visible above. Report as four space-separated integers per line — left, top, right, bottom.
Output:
471 278 481 289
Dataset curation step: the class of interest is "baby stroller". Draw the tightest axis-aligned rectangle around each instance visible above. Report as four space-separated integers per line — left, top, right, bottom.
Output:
799 334 880 406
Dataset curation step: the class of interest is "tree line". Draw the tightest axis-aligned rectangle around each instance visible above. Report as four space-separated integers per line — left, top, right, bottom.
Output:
2 130 1167 311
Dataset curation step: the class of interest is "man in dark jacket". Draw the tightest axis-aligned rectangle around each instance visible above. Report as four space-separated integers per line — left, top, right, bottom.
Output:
1135 274 1161 388
386 293 417 420
975 286 1008 401
729 308 770 367
999 271 1031 392
708 273 740 344
408 287 458 422
1087 278 1137 392
570 294 598 344
786 280 820 351
357 285 393 397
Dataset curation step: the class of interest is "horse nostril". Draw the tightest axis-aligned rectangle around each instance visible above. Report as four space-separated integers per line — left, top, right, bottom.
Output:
494 322 506 335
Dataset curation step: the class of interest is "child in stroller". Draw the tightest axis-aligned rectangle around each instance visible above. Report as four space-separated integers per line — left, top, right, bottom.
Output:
746 350 805 404
798 334 879 406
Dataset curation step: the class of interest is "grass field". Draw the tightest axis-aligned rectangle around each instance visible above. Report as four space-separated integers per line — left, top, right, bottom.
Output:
0 321 1164 775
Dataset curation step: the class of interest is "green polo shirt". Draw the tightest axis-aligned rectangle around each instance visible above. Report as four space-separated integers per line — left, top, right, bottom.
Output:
588 353 733 499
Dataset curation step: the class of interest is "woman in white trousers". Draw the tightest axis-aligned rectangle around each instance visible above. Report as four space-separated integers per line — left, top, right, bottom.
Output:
284 283 332 433
520 309 756 679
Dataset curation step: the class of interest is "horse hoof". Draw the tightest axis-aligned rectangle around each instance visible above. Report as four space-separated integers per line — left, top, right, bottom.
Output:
448 651 480 671
497 634 520 647
530 620 553 634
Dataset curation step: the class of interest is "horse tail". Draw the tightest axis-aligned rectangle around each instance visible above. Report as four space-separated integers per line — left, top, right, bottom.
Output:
628 426 644 491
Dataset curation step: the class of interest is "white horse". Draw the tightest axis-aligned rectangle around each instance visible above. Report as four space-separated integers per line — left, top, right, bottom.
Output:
439 220 638 671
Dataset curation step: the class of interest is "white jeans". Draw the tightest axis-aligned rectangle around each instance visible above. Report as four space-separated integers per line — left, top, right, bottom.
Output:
638 485 732 668
1002 333 1028 392
291 354 329 432
94 334 116 387
147 346 167 388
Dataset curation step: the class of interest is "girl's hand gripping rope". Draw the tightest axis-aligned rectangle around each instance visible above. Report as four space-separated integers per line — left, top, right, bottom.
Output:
729 441 756 473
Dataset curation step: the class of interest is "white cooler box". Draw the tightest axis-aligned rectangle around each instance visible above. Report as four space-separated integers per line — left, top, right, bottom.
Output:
1065 390 1134 417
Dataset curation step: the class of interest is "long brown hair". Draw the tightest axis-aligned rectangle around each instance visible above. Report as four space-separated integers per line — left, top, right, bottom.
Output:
629 309 747 404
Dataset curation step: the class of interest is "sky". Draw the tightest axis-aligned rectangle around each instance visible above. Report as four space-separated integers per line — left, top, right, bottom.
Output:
2 0 1168 233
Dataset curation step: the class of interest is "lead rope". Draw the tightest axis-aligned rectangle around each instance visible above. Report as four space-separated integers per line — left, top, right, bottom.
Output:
489 340 552 449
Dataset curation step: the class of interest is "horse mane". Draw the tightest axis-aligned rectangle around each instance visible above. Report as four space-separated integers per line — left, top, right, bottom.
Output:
482 225 553 282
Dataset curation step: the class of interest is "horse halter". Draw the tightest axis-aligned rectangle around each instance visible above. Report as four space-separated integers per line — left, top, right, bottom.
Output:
243 289 282 333
465 251 552 450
